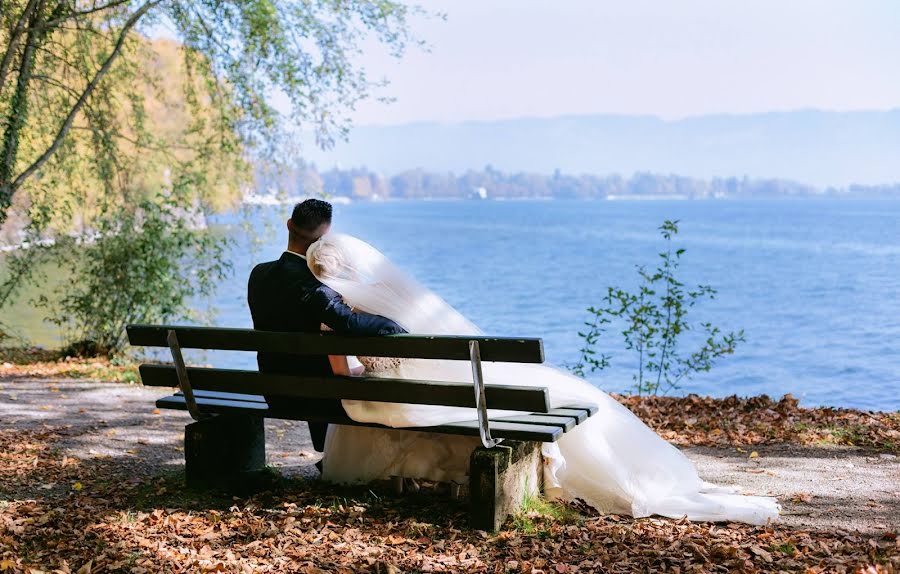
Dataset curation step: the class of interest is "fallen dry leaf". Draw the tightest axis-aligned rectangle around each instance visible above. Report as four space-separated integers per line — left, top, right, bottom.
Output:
0 390 896 574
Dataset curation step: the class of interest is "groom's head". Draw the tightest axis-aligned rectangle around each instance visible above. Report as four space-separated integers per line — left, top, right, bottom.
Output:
287 199 332 254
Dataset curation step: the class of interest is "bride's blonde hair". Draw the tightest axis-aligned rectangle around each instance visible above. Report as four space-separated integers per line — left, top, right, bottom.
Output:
307 236 353 280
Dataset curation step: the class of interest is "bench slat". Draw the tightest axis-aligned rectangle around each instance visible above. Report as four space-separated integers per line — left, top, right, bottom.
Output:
192 389 266 403
156 395 563 442
169 393 579 432
159 395 269 413
141 365 550 413
546 406 598 423
127 325 544 363
172 391 586 433
425 420 563 442
179 393 598 422
564 404 599 416
490 414 577 432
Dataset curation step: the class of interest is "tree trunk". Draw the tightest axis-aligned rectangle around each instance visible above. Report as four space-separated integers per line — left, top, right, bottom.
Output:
0 0 41 94
0 2 45 225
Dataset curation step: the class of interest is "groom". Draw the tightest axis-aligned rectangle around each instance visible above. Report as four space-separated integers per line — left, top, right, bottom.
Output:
247 199 406 454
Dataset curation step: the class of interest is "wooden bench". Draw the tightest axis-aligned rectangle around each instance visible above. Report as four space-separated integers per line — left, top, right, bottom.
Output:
126 324 597 530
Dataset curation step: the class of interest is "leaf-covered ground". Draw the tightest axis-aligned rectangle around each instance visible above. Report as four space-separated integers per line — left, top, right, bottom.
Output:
1 426 898 574
0 351 138 385
620 393 900 453
0 368 898 573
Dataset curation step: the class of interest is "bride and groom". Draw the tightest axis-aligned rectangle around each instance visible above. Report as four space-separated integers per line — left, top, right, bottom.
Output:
247 199 780 525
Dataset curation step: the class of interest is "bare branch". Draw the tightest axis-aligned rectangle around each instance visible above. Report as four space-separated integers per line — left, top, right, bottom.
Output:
35 0 136 31
32 73 87 99
70 125 192 156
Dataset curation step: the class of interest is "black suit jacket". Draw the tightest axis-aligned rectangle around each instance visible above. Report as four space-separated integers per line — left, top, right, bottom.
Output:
247 251 406 377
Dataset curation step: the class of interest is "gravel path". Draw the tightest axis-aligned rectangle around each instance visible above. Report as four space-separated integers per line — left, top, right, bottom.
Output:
2 377 897 533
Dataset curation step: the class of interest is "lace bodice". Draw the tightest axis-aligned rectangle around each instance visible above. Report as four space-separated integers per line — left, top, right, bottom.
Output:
320 323 404 373
357 356 404 373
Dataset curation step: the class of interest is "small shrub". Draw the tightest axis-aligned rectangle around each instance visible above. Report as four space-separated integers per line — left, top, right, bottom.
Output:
572 220 744 395
37 195 231 356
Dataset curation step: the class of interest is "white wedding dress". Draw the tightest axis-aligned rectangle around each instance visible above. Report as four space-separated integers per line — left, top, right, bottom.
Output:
307 234 780 525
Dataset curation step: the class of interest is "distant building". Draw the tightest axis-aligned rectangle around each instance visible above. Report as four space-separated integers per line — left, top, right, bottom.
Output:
469 186 488 200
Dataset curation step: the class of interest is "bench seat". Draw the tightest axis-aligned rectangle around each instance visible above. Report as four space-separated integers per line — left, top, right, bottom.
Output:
156 390 598 443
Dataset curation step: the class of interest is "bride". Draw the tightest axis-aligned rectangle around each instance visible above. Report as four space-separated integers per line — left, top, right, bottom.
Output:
305 233 780 525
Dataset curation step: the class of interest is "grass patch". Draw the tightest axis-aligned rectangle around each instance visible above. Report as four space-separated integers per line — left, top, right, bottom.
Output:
772 542 797 556
511 491 582 534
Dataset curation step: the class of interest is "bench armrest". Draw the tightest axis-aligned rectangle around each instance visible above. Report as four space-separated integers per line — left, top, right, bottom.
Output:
470 340 502 449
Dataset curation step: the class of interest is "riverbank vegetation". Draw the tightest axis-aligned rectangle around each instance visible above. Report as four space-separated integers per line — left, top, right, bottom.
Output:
1 1 419 353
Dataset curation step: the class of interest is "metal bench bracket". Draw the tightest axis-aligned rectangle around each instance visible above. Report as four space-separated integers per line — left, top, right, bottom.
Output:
470 340 502 449
167 329 206 421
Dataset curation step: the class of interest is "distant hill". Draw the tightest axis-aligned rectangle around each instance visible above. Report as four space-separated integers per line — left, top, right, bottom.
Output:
300 110 900 188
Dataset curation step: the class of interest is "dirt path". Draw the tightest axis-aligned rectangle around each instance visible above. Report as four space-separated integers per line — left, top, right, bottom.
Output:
1 377 897 534
686 444 898 533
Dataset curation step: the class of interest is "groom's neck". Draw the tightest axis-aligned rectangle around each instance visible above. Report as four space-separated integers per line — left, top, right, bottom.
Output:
287 240 310 255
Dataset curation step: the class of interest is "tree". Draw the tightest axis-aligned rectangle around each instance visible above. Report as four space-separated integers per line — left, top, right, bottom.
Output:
351 175 373 198
0 0 421 347
0 0 421 226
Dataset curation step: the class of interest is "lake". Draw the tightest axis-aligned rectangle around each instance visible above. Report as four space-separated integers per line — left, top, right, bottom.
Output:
7 199 900 411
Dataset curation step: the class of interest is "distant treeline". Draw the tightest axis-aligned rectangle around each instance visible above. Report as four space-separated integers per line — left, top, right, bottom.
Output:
256 165 900 200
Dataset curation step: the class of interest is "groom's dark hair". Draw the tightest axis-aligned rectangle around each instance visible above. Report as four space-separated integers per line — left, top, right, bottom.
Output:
291 199 332 230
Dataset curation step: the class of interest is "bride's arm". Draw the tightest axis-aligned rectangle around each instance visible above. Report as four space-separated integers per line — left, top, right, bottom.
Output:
327 355 364 376
328 355 353 376
322 323 365 376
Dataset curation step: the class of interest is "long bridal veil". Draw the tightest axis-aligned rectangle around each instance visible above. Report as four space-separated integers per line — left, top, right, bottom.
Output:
306 233 780 524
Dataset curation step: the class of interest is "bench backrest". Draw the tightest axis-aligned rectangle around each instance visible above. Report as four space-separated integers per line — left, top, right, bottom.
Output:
127 325 544 362
126 324 550 413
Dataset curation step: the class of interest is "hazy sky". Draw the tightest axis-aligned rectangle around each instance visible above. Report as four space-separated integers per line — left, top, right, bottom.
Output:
339 0 900 125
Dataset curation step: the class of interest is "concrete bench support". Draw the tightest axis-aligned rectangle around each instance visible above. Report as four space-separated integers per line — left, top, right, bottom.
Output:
184 414 266 490
468 440 542 531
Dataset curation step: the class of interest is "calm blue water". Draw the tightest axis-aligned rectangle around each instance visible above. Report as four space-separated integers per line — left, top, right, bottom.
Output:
199 200 900 412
